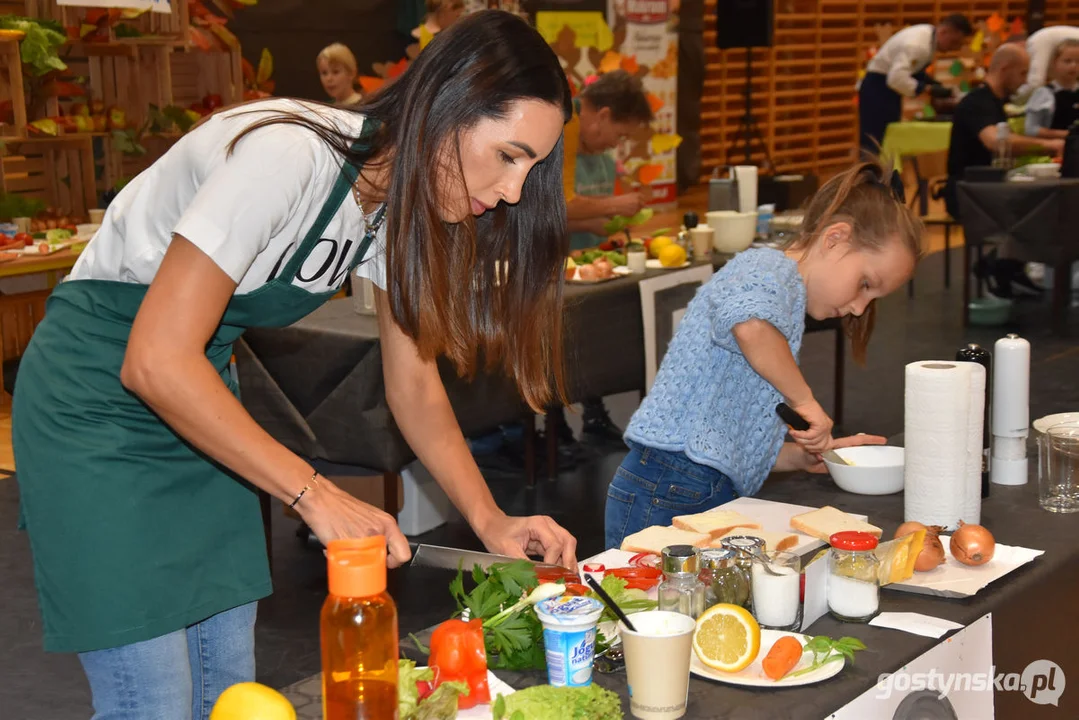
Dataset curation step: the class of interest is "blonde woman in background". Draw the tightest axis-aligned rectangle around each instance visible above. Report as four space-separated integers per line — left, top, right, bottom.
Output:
413 0 465 49
317 42 362 105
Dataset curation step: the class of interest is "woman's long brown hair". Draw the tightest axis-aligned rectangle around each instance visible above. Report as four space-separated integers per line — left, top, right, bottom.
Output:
785 158 924 364
228 11 573 410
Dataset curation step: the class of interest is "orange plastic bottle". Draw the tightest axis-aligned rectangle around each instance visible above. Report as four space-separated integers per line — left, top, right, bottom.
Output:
321 537 399 720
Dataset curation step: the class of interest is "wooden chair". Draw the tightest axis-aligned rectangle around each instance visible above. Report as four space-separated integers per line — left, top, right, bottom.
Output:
0 289 52 405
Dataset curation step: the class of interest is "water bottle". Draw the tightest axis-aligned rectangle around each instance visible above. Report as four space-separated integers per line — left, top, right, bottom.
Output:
993 122 1012 169
321 537 398 719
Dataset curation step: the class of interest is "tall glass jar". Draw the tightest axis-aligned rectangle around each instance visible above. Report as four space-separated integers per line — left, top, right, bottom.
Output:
720 536 765 608
699 548 750 609
658 545 706 619
827 531 881 623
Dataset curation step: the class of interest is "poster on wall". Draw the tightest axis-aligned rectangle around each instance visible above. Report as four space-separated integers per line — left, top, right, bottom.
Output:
609 0 679 205
58 0 171 12
534 1 680 208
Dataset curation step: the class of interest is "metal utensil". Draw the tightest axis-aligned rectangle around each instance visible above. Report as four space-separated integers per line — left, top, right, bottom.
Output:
822 449 850 466
594 643 625 674
409 543 574 575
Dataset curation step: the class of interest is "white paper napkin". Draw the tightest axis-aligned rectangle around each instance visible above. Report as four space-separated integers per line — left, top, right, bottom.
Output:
869 612 965 639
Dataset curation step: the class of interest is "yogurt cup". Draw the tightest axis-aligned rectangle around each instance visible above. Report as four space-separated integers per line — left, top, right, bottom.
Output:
534 595 604 687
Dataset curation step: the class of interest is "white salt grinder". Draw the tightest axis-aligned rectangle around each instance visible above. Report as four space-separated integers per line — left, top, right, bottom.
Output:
991 333 1030 485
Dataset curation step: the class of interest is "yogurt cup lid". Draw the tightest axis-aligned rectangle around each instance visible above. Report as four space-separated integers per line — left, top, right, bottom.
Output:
535 596 603 625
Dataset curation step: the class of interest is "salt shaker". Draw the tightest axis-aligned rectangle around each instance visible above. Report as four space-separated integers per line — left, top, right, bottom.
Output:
827 531 880 623
658 545 705 620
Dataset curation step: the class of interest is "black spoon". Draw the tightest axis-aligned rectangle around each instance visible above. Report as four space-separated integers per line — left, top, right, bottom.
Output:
584 574 637 633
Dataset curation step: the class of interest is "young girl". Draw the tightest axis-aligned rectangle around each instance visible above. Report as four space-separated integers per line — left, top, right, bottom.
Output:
1025 38 1079 139
317 42 362 105
605 160 922 549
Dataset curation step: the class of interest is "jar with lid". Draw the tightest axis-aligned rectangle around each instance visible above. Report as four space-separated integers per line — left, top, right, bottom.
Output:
658 545 706 619
699 548 750 609
827 531 881 623
720 535 765 607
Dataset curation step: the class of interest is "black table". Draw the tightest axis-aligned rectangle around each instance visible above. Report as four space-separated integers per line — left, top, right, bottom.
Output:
398 462 1078 719
957 179 1079 331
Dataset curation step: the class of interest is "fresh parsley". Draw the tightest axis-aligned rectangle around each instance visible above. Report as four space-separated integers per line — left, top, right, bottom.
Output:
788 635 866 678
449 560 547 671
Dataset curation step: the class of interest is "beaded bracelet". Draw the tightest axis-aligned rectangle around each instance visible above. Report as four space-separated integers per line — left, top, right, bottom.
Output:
289 471 320 509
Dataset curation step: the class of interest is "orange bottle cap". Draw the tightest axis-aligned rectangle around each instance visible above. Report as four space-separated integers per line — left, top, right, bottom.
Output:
326 537 387 598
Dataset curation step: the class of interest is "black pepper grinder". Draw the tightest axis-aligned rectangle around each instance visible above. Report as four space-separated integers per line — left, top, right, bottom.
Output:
956 343 992 498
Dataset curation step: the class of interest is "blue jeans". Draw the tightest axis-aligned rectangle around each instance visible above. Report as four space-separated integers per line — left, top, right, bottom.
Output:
77 601 257 720
605 442 738 549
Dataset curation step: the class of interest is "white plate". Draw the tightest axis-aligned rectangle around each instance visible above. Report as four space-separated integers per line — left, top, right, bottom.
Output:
645 258 691 270
428 669 515 719
689 629 845 687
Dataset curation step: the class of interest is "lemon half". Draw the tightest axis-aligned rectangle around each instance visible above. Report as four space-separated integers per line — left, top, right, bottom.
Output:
692 603 761 673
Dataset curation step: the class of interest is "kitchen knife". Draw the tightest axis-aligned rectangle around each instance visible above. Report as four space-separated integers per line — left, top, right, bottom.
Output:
775 403 849 465
409 543 576 575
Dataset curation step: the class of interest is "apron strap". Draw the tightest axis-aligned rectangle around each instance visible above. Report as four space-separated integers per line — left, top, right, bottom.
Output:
277 128 376 281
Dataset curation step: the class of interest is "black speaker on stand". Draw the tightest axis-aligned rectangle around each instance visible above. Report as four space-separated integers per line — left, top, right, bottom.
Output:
717 0 775 169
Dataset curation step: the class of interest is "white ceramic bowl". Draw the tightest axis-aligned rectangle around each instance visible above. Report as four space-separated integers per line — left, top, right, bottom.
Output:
1025 162 1061 178
823 446 905 495
707 211 758 254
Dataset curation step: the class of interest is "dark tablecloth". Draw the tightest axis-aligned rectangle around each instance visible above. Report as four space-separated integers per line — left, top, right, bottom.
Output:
400 461 1078 719
956 179 1079 265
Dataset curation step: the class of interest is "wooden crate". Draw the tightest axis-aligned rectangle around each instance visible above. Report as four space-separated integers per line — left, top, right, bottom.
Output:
1 135 97 219
100 131 179 193
170 46 242 109
0 288 49 362
0 37 27 138
25 0 189 43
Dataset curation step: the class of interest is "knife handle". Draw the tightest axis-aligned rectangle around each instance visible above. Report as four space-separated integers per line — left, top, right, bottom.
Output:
776 403 810 431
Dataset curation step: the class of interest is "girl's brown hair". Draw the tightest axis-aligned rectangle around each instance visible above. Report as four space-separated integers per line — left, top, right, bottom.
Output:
230 11 572 411
785 158 924 364
1050 39 1079 81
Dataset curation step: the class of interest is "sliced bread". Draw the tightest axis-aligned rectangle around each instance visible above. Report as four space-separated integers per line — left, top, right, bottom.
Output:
789 505 882 542
620 525 710 554
672 509 761 539
711 527 800 553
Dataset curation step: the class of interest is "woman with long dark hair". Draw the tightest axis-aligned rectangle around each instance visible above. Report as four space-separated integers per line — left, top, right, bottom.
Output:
13 11 575 717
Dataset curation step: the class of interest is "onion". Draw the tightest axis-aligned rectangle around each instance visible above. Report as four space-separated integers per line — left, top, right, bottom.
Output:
914 533 946 571
950 521 995 566
896 521 947 571
894 521 926 539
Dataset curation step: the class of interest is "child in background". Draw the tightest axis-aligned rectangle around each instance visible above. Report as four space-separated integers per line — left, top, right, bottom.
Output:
317 43 362 106
1024 39 1079 139
605 159 923 549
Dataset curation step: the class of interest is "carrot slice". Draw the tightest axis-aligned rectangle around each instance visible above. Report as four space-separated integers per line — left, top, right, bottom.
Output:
762 636 804 680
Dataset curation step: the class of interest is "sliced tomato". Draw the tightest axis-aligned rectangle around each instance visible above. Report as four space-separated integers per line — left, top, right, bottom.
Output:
534 566 580 585
621 577 660 591
606 566 662 580
563 583 590 596
416 680 435 701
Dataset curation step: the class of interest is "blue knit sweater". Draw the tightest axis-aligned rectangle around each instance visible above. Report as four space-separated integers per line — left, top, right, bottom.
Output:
624 248 807 496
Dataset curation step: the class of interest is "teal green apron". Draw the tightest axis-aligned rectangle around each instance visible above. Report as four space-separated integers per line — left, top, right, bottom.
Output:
12 148 382 653
568 111 617 252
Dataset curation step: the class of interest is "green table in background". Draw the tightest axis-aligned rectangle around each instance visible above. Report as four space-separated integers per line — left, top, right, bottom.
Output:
881 121 953 215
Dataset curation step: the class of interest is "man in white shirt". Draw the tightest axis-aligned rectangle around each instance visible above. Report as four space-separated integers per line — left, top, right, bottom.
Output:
859 15 973 153
1017 25 1079 102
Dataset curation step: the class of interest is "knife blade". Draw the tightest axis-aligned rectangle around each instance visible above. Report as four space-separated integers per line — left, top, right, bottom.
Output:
777 403 849 465
409 543 576 575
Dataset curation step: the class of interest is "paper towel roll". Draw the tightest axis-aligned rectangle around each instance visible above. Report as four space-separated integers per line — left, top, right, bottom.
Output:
733 165 757 213
905 361 985 530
